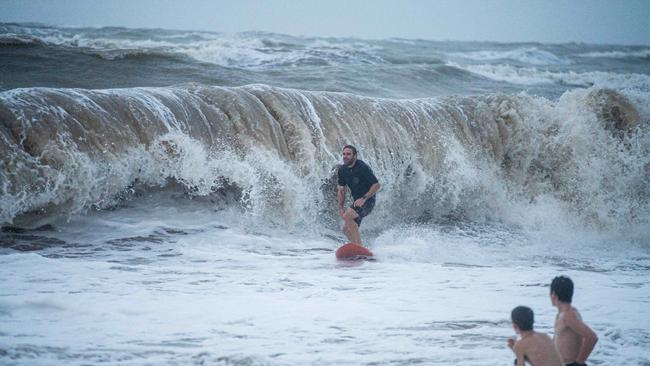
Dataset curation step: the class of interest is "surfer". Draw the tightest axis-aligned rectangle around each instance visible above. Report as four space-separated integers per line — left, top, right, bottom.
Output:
507 306 563 366
336 145 380 246
550 276 598 366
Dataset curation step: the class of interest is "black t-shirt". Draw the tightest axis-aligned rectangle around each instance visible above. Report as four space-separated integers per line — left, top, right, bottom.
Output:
337 159 379 200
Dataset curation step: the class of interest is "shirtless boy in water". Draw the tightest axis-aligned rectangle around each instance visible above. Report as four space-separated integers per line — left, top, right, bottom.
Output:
508 306 563 366
550 276 598 366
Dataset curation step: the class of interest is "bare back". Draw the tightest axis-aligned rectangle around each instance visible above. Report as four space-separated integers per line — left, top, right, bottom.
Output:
554 308 582 363
515 332 562 366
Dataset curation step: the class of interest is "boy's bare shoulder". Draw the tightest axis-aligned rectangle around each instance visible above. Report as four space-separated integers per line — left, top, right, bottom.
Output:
514 333 540 350
562 307 584 323
536 331 555 344
557 306 581 324
512 337 530 352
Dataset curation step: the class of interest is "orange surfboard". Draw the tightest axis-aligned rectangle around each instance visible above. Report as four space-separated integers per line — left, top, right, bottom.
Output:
335 243 373 260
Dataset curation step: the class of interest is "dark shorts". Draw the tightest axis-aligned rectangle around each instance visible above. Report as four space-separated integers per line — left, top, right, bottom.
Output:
351 197 375 226
565 363 587 366
514 356 532 365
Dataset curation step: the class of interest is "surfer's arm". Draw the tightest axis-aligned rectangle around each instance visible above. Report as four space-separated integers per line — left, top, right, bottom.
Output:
337 186 346 215
359 164 379 201
362 182 381 200
354 182 380 208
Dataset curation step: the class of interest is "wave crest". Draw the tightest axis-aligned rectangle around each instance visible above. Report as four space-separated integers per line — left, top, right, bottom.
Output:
447 62 650 91
449 47 570 65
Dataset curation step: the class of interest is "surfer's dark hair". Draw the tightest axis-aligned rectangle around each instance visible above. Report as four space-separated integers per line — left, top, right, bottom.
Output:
511 306 534 331
342 145 357 156
551 276 574 303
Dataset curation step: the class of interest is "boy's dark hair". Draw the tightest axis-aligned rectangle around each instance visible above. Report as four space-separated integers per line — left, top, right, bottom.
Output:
511 306 534 331
343 145 357 156
551 276 574 303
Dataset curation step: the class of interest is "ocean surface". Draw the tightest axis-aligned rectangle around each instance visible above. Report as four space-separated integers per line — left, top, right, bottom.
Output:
1 23 649 365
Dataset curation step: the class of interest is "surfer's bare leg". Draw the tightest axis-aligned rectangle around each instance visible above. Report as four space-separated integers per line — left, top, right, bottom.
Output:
342 208 362 245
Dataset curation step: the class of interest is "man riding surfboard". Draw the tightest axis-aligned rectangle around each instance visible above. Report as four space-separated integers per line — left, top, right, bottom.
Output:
336 145 381 247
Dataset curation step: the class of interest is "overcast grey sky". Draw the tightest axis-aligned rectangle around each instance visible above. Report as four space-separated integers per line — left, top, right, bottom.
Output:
1 0 649 45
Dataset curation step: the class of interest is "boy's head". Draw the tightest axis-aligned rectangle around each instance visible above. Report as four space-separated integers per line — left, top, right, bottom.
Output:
550 275 574 304
511 306 534 332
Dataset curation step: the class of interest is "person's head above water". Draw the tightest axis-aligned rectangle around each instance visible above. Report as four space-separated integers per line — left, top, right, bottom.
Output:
550 275 574 304
342 145 358 166
511 306 534 332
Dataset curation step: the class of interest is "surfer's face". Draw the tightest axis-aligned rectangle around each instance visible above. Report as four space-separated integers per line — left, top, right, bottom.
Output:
342 148 356 166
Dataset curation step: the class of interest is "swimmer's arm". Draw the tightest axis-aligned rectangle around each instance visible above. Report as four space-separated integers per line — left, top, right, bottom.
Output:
565 311 598 363
507 338 525 366
513 342 527 366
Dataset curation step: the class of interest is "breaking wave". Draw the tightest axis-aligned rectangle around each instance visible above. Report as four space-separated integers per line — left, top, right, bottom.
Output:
449 47 570 65
577 49 650 59
1 84 648 238
447 62 650 91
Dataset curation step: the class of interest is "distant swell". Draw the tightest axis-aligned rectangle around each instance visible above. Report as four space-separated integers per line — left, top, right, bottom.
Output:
0 24 386 68
0 34 43 46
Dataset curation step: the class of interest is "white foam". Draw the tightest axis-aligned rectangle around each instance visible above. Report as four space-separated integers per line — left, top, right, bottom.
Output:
448 62 650 90
577 49 650 59
1 206 648 364
449 47 570 65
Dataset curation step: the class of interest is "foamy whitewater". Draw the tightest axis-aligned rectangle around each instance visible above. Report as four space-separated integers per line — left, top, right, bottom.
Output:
1 23 649 365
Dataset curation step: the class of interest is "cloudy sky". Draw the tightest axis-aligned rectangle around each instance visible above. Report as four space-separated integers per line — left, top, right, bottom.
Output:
1 0 649 45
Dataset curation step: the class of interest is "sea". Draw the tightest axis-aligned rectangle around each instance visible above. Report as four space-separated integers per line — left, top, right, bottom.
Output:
0 23 649 365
